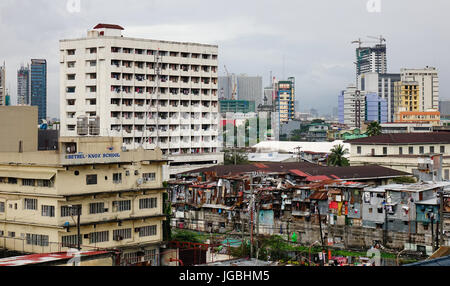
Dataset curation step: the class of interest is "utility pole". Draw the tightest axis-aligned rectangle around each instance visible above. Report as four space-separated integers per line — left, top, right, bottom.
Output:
316 202 325 266
384 202 388 247
250 174 254 259
430 214 435 252
439 190 444 247
71 205 81 251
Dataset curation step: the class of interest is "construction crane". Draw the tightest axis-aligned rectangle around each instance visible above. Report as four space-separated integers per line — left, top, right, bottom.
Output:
367 35 386 45
224 65 237 100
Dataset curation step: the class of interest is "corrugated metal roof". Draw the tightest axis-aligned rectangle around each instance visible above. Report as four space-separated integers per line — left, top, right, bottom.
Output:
0 251 110 266
345 132 450 145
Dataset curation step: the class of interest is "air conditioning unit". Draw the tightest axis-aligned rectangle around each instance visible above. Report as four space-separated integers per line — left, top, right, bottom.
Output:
137 178 143 185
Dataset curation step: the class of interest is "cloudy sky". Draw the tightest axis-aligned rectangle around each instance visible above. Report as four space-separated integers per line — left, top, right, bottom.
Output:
0 0 449 118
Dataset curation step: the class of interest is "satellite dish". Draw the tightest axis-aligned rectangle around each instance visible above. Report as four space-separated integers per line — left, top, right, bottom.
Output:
137 178 143 185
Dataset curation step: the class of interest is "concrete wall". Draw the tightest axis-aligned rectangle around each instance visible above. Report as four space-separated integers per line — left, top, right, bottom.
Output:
0 106 38 152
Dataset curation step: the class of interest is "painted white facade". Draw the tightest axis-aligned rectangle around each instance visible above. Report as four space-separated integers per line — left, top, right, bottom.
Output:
341 85 366 128
59 25 223 177
400 67 439 111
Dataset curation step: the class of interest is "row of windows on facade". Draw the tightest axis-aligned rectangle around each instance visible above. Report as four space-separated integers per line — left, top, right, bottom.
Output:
67 47 217 59
0 178 53 187
0 225 158 247
66 81 218 93
66 60 218 71
357 145 446 155
67 70 218 81
0 197 158 217
84 173 156 185
61 225 158 246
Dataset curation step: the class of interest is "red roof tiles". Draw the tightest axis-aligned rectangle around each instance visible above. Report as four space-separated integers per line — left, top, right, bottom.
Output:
93 24 124 30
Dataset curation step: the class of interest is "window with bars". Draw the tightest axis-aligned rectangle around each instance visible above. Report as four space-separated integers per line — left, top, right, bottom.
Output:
62 235 82 248
89 202 106 214
37 179 53 188
139 198 157 209
142 173 156 182
0 202 4 213
22 179 36 186
113 200 131 212
26 234 49 246
86 174 97 185
89 231 109 244
113 173 122 184
113 228 132 240
139 225 157 237
41 205 55 217
61 205 82 217
24 198 38 210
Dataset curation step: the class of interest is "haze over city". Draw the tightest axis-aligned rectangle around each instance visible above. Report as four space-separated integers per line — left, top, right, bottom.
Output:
0 0 449 117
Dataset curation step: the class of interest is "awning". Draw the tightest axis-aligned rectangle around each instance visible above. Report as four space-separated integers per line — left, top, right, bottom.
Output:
201 204 232 210
0 170 56 180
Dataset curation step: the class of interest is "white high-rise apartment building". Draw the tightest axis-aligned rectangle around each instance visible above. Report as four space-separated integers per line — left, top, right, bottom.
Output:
338 84 366 128
0 62 5 106
59 24 223 177
400 67 439 111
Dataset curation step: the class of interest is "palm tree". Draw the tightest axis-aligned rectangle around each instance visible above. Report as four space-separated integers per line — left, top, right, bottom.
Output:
327 144 349 167
366 121 382 137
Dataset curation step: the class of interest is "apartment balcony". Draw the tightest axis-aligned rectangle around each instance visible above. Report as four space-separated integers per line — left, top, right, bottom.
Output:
109 129 122 137
201 95 213 101
157 93 170 100
121 118 134 125
169 129 181 136
122 129 133 136
145 118 157 125
169 117 181 125
201 83 212 89
110 117 121 125
191 82 201 89
157 142 169 149
159 105 171 113
110 65 122 73
121 105 134 112
170 142 181 149
201 71 211 78
180 141 191 148
133 131 144 138
191 141 202 148
134 105 147 112
179 106 191 113
168 69 181 77
191 130 202 137
158 130 169 137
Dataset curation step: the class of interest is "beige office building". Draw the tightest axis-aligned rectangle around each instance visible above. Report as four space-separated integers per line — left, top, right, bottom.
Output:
0 136 167 265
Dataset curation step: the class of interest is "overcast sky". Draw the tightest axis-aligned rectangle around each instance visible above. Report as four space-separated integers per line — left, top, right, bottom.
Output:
0 0 449 118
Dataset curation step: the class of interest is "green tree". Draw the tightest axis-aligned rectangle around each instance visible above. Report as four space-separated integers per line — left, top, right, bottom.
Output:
366 121 382 137
224 150 249 165
328 144 350 166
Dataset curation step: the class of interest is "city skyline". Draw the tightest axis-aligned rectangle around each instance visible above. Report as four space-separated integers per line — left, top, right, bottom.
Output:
0 0 449 118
